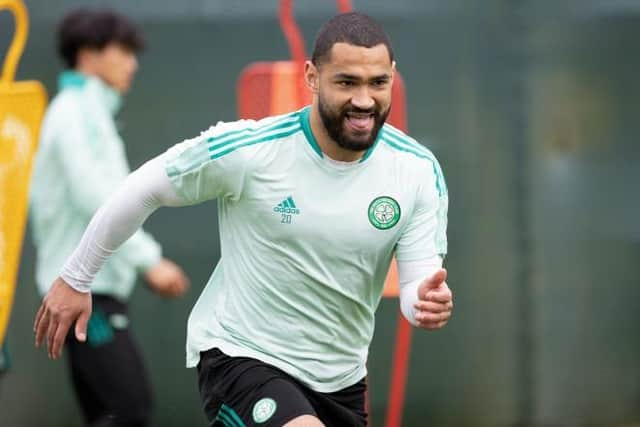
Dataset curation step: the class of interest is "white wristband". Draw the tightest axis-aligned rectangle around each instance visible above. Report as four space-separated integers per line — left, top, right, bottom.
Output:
397 256 443 325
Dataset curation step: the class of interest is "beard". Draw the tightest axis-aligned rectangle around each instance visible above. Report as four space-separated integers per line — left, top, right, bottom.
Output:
318 93 390 152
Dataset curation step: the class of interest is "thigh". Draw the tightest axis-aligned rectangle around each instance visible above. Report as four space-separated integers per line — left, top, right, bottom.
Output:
306 378 368 427
198 348 316 427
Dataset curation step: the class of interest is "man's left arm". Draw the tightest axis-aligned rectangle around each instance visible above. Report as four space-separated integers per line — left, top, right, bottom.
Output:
395 156 451 330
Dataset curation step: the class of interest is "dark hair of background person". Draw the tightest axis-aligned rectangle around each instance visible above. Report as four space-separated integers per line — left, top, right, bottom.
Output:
57 8 145 68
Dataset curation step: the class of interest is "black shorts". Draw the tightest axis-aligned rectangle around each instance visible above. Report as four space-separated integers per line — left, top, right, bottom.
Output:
197 348 367 427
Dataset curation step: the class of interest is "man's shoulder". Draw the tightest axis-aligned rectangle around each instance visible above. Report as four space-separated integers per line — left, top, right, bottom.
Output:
44 89 84 121
200 110 303 157
203 110 302 141
376 124 447 196
377 123 440 165
39 90 85 141
167 110 303 172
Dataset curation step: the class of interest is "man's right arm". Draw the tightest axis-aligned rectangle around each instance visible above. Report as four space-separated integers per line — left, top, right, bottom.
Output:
34 153 187 358
60 154 186 291
35 118 260 359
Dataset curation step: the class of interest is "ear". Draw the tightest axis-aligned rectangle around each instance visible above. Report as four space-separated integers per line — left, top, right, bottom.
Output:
76 47 98 70
304 60 319 94
390 60 397 85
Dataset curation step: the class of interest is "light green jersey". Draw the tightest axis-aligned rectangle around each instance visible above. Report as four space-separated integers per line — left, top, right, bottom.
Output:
165 107 448 392
30 72 161 300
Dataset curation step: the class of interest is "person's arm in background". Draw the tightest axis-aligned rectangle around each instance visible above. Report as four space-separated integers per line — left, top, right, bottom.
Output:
54 107 188 297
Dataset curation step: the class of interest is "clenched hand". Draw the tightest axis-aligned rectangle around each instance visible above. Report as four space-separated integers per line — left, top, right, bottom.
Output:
413 268 453 330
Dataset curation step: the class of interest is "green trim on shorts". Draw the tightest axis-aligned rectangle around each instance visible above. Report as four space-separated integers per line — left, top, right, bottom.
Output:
87 310 114 347
216 404 246 427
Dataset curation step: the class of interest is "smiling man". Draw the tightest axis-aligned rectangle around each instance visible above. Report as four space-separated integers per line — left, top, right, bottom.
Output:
34 12 451 427
313 44 391 156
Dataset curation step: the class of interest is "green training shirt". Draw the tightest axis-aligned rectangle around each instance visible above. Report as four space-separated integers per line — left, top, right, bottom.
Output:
165 106 448 392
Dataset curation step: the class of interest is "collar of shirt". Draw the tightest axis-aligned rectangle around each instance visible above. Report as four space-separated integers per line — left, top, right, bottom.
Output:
58 70 123 116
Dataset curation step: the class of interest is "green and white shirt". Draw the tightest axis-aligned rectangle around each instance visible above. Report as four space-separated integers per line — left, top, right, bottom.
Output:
164 107 448 391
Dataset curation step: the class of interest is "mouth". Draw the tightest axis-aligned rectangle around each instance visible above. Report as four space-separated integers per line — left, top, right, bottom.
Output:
344 111 375 133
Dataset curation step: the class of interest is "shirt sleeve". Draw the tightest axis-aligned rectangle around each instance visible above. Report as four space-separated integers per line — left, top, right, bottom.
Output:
116 229 162 274
61 153 187 292
395 156 448 261
163 120 258 205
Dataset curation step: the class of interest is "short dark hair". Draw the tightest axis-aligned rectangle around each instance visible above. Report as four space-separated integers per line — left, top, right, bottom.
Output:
311 12 393 66
57 8 145 68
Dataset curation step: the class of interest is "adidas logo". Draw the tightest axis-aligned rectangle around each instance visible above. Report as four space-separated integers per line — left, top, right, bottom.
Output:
273 196 300 215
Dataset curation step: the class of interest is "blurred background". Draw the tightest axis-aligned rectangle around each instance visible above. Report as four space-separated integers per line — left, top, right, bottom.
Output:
1 0 640 426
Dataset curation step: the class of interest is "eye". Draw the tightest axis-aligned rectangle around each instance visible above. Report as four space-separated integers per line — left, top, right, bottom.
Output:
372 79 388 88
337 80 355 87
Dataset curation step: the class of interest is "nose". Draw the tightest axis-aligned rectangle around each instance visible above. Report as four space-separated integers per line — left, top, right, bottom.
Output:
350 87 375 111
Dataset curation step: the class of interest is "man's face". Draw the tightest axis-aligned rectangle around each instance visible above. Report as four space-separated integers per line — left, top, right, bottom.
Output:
90 43 138 94
314 43 394 152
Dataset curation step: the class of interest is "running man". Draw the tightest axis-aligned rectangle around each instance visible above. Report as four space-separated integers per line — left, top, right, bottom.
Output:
34 12 452 427
30 9 189 427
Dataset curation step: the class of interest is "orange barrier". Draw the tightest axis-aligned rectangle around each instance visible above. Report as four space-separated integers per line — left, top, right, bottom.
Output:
0 0 47 348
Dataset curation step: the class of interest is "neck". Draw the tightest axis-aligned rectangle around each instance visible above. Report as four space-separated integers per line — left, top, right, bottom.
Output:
74 63 97 79
73 65 118 93
309 103 366 162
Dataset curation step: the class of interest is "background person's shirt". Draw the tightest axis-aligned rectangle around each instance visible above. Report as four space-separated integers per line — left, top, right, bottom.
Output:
30 71 161 301
165 107 448 392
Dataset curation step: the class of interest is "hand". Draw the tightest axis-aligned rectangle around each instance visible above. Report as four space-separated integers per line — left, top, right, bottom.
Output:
414 268 453 330
34 277 92 359
144 258 189 298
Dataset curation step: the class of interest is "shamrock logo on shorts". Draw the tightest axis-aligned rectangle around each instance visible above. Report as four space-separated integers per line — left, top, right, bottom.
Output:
252 397 277 423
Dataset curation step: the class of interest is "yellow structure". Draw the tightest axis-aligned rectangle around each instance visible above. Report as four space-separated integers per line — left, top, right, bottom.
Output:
0 0 47 347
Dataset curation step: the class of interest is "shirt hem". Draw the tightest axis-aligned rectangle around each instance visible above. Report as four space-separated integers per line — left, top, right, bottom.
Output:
186 338 366 393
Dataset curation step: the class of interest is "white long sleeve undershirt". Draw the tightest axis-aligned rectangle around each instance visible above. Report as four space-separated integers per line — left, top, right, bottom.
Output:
60 154 185 291
60 154 443 325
